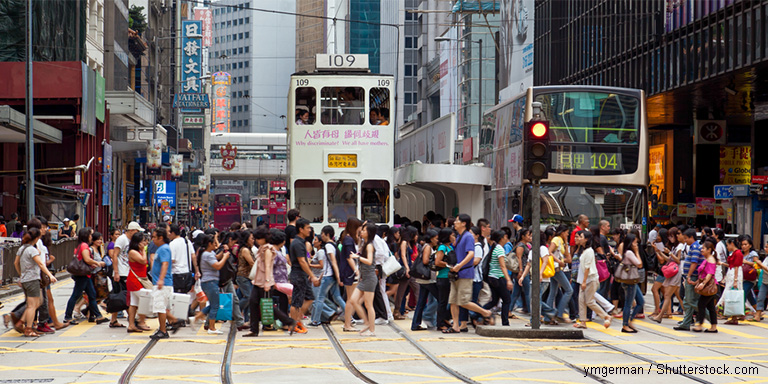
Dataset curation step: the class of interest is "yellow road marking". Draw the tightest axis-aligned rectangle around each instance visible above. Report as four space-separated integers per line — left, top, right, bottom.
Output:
58 321 97 337
584 320 623 337
741 321 768 331
670 316 766 338
634 319 694 337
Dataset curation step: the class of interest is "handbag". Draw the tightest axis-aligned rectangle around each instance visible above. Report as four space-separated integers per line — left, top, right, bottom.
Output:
595 259 610 282
614 258 641 284
67 246 94 277
260 293 274 326
695 276 717 296
172 239 195 293
381 252 403 277
219 253 237 287
662 261 679 279
216 292 233 321
541 256 556 279
743 263 758 281
275 282 293 296
131 268 154 290
106 290 129 313
723 288 745 317
505 251 520 274
410 258 432 280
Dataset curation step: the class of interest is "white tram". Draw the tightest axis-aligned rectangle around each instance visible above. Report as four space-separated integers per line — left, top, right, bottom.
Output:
287 54 395 231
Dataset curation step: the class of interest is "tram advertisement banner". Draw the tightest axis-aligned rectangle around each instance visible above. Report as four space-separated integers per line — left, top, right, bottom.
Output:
720 146 751 184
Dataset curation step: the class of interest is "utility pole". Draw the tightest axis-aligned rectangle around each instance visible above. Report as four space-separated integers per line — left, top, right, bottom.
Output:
25 0 34 220
477 39 482 139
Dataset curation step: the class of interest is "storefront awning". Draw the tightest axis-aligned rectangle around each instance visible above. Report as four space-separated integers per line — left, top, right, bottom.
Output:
0 105 63 144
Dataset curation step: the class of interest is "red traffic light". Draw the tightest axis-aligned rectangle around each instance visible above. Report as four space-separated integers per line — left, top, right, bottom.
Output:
531 122 548 138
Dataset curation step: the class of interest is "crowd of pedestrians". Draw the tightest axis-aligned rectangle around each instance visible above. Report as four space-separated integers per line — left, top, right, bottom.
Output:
4 210 768 339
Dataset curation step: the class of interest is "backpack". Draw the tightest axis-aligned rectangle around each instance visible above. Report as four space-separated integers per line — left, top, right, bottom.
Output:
481 244 496 283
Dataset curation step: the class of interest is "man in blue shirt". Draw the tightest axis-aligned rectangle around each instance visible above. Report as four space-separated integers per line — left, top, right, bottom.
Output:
446 214 492 333
675 228 703 331
149 227 180 339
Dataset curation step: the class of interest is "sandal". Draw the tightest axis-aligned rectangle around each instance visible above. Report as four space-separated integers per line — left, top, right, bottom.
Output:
508 313 519 320
724 319 739 325
359 331 376 337
442 328 460 334
109 321 126 328
342 326 359 332
573 323 587 329
24 327 40 337
127 328 144 333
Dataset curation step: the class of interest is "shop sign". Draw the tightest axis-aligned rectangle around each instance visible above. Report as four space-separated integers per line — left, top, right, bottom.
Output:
462 137 473 163
198 175 207 191
714 204 726 219
720 146 751 185
171 154 183 180
652 203 671 219
678 203 696 217
221 142 237 170
181 20 203 113
183 115 205 127
102 143 112 206
696 197 716 216
649 144 665 197
753 175 768 184
147 139 162 175
694 120 726 145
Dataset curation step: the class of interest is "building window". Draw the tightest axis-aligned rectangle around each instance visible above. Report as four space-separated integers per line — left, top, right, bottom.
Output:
238 62 243 68
245 17 249 24
244 105 249 111
245 32 249 39
405 37 413 48
239 18 243 25
227 20 231 27
239 33 243 39
404 93 411 104
244 46 249 53
239 47 244 54
245 2 249 8
233 34 237 41
245 61 249 67
244 119 248 126
244 76 249 82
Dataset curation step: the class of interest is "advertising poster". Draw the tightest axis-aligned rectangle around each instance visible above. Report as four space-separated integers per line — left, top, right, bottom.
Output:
212 72 232 133
147 139 162 175
696 197 716 216
171 154 183 180
499 0 534 100
714 204 726 219
720 146 751 184
439 27 458 117
678 203 696 217
649 145 665 197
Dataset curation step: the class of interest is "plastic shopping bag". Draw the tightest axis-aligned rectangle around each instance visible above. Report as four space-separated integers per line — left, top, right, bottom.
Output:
260 296 274 326
216 293 233 321
723 288 745 317
194 280 207 304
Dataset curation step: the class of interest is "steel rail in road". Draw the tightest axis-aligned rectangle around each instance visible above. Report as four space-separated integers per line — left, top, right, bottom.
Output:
117 339 158 384
322 324 379 384
221 324 237 384
387 322 481 384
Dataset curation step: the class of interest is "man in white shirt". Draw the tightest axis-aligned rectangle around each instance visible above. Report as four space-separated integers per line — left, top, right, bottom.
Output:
169 225 198 294
113 222 143 292
373 230 394 323
648 224 661 245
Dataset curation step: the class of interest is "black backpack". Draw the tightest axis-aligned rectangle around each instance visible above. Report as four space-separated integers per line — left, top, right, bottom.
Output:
481 244 497 283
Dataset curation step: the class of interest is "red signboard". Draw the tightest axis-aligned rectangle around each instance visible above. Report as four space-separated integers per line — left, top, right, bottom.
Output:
462 137 473 163
753 175 768 184
221 142 237 170
193 8 213 47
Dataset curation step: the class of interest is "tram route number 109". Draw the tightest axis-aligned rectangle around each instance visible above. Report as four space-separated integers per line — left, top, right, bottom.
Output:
315 54 369 70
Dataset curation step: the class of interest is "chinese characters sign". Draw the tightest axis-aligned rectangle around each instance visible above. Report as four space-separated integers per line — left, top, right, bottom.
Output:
328 154 358 168
221 142 237 170
193 8 213 47
181 20 203 112
212 72 231 133
551 151 622 171
720 146 751 184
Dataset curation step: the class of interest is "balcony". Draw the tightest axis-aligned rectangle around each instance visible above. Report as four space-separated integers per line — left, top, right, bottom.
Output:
106 90 163 152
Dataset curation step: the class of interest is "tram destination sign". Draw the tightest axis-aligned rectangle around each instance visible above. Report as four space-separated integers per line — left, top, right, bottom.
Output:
315 54 369 71
551 151 623 172
328 154 358 168
173 93 210 109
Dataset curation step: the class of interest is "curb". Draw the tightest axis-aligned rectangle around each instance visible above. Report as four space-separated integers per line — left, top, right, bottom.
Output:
476 324 584 339
0 272 72 300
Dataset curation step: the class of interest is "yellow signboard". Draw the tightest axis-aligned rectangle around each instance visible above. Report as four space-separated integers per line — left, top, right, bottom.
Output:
328 154 358 168
720 146 751 184
649 144 665 197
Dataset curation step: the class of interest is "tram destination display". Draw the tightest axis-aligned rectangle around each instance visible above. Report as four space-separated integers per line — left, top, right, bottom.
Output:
551 151 623 172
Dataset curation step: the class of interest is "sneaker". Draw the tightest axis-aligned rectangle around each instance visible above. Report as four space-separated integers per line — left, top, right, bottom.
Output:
207 329 224 335
308 321 323 327
374 318 389 325
673 325 690 331
150 330 170 339
36 323 55 334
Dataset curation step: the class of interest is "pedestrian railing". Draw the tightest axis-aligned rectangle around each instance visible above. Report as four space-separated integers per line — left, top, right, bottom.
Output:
1 238 78 284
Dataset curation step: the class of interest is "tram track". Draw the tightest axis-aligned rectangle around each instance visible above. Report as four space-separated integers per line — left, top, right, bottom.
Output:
220 324 237 384
322 323 378 384
117 339 158 384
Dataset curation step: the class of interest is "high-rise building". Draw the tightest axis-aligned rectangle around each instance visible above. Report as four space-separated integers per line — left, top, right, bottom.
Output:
210 0 295 133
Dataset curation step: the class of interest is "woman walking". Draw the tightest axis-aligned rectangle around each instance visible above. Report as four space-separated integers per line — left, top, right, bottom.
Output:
650 228 684 323
196 234 231 334
572 230 611 329
341 218 362 332
510 229 532 315
15 228 57 336
433 228 454 331
547 224 573 323
411 230 439 330
126 232 150 333
64 228 108 326
741 236 759 317
236 230 256 326
349 222 378 336
692 241 718 333
619 234 644 333
482 230 514 326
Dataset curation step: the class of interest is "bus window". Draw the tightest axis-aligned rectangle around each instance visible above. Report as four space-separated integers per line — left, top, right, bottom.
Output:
294 179 323 223
361 180 389 223
369 88 390 125
327 180 357 223
295 87 316 125
321 87 364 125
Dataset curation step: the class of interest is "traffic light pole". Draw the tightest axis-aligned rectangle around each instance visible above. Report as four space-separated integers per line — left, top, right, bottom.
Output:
530 179 541 330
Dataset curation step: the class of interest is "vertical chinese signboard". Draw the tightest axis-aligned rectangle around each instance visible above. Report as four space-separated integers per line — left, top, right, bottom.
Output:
720 146 751 184
212 72 231 133
193 8 213 47
181 20 203 113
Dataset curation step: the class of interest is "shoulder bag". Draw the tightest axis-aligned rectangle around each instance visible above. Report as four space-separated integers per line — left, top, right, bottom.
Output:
614 257 641 284
67 245 94 277
131 268 154 290
505 248 520 274
541 255 556 279
173 239 195 293
381 250 403 277
743 263 758 281
695 275 718 296
662 260 679 278
410 250 432 280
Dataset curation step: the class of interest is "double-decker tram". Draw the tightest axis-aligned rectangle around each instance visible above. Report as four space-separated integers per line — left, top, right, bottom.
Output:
482 86 649 234
288 54 395 231
213 193 242 230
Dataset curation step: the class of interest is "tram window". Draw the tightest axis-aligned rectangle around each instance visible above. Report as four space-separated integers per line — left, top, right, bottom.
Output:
327 180 357 223
294 180 323 223
321 87 364 125
369 88 390 125
295 87 316 125
361 180 390 223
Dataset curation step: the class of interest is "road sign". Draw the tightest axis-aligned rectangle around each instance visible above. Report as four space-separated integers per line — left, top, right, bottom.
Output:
713 185 734 199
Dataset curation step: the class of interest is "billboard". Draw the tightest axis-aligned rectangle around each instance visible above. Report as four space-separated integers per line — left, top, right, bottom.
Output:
193 8 213 47
212 72 232 133
181 20 203 113
439 27 458 117
499 0 534 101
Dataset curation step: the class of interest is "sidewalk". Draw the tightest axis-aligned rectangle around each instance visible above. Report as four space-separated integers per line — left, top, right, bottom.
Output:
0 271 72 300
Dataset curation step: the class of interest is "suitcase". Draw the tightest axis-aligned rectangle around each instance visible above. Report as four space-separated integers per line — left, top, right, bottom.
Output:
170 293 191 320
137 288 153 317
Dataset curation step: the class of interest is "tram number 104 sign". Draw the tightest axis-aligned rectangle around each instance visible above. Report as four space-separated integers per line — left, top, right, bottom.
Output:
328 154 358 168
551 151 623 172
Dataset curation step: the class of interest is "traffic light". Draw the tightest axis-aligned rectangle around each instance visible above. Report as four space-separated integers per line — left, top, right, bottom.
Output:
524 120 551 181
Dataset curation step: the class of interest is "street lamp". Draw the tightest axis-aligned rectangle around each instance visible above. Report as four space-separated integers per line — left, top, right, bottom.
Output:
435 36 483 144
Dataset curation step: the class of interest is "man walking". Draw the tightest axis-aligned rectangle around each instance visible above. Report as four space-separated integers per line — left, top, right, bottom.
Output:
447 214 492 333
675 229 702 331
149 227 180 339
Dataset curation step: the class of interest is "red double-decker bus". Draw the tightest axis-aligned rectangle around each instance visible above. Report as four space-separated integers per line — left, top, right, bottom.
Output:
214 193 242 230
268 181 287 230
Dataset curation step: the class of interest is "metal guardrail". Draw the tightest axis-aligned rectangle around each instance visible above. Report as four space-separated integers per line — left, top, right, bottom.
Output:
1 238 78 284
